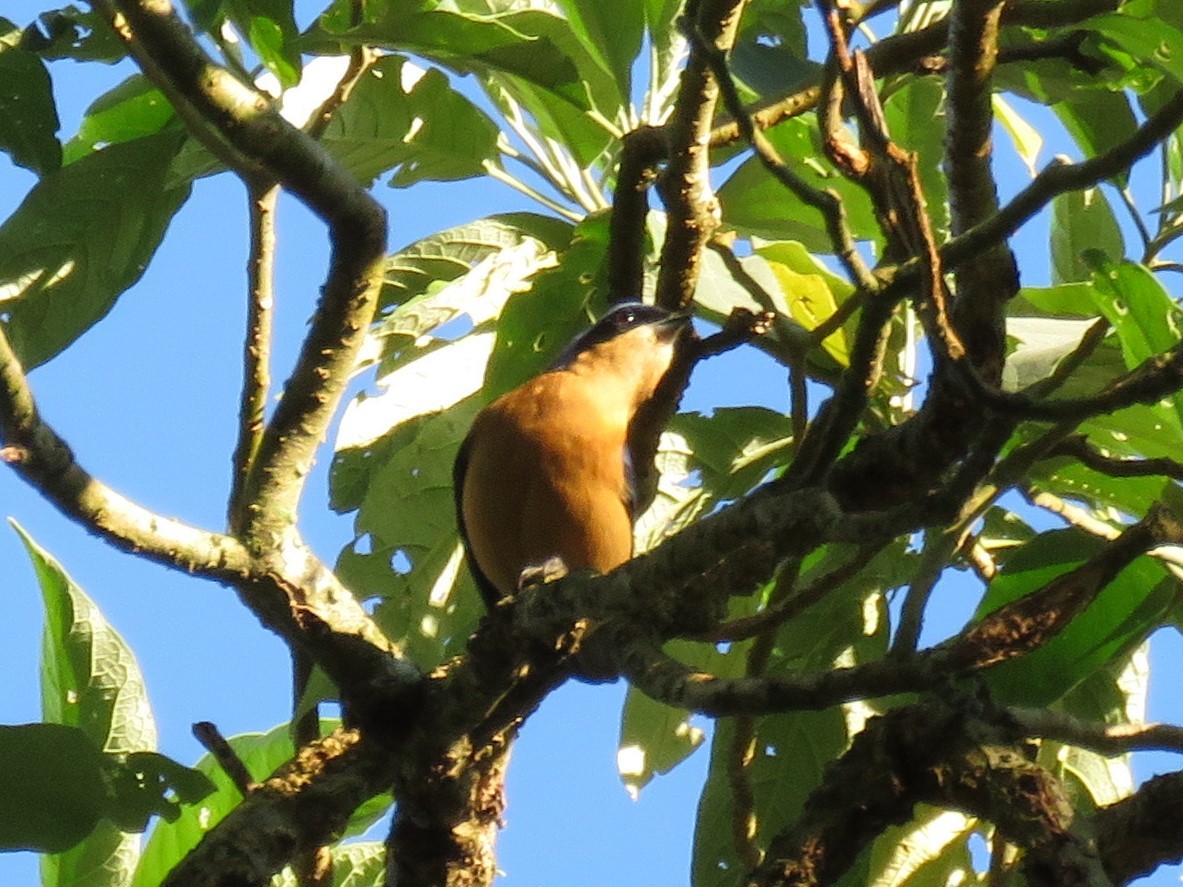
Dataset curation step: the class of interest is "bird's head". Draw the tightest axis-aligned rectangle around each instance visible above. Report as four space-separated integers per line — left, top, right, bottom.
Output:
551 303 694 403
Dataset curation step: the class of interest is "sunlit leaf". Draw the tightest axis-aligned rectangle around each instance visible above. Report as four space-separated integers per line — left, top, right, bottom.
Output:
975 529 1173 706
13 520 158 886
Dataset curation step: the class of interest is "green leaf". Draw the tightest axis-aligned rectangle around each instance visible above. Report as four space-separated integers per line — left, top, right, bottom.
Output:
884 77 949 238
0 129 191 367
1002 316 1106 391
718 116 880 253
1080 10 1183 86
13 520 158 887
1051 187 1124 284
618 684 707 796
856 806 976 887
20 4 126 63
994 93 1042 176
1084 256 1183 441
134 721 386 887
482 211 614 394
1038 651 1145 813
378 211 571 317
670 408 796 505
1055 91 1138 186
1011 282 1106 317
64 75 176 163
335 403 487 666
562 0 645 102
975 529 1173 706
318 2 594 114
692 709 849 887
0 31 62 175
322 56 501 188
0 723 107 853
756 240 855 366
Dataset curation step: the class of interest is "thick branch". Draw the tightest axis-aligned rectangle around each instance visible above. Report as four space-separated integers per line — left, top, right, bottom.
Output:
1094 771 1183 883
748 701 1107 887
611 505 1180 716
162 729 395 887
98 0 388 535
655 0 746 309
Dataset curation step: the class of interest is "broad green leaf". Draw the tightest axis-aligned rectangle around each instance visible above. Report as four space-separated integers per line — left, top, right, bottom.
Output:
718 115 880 253
1051 188 1124 284
1055 91 1138 186
975 529 1173 706
236 0 302 86
1080 11 1183 86
1037 650 1145 814
692 546 897 886
322 56 500 188
13 520 157 887
633 430 712 555
731 2 814 97
64 75 176 163
0 723 107 853
1028 455 1167 520
562 0 644 102
0 129 191 367
0 30 62 175
618 685 707 797
1002 316 1106 391
757 240 854 366
190 0 301 86
1011 282 1105 318
670 408 796 505
19 4 126 62
484 71 615 170
318 3 597 115
377 212 572 317
1084 256 1183 441
641 0 686 121
0 726 212 859
133 721 387 887
336 402 486 665
482 211 614 394
692 709 848 887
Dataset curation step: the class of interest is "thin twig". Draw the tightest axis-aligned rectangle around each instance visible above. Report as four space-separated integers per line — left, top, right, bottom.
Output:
229 180 277 527
194 721 260 797
654 0 747 309
1009 707 1183 757
1051 435 1183 481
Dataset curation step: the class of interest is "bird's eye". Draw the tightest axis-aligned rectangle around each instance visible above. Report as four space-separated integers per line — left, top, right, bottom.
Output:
619 309 637 328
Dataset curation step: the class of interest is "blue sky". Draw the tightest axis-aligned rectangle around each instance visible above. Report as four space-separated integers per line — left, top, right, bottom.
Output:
3 2 1183 885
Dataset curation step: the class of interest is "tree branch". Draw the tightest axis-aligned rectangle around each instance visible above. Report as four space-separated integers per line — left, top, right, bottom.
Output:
655 0 746 309
94 0 388 537
0 326 251 579
748 700 1108 887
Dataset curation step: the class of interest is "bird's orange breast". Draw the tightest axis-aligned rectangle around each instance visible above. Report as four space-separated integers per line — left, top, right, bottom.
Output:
459 373 634 599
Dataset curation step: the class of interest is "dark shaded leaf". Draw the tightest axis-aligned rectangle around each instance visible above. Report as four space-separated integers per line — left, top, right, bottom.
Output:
0 129 190 367
0 28 61 175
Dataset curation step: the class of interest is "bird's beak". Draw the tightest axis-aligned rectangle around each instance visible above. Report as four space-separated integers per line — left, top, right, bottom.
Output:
654 311 694 344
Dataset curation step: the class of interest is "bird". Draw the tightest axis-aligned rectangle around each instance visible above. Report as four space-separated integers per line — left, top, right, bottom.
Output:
453 302 694 608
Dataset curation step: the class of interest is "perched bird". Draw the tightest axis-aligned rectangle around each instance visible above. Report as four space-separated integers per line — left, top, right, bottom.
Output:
454 303 694 608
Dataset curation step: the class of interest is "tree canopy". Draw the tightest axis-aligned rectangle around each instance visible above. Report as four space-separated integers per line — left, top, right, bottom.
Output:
4 0 1183 885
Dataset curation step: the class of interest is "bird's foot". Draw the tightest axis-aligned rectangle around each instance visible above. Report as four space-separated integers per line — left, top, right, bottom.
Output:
516 556 570 591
